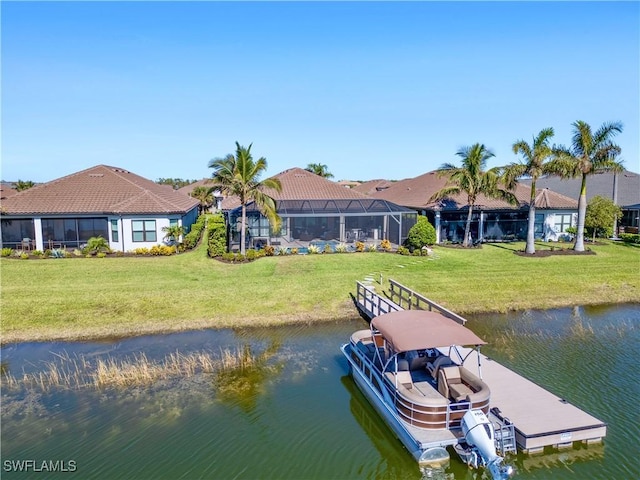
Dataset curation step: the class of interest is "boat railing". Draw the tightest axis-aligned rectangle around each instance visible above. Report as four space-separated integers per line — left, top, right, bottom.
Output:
356 281 402 319
388 279 468 326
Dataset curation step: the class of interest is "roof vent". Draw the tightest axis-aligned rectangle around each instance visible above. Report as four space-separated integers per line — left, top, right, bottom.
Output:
89 174 104 177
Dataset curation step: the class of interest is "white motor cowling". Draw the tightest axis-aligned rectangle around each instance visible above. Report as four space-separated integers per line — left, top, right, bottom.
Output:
461 410 514 479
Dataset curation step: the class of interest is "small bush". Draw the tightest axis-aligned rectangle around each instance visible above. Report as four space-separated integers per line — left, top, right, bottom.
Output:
277 247 289 256
380 239 392 252
1 248 13 257
96 252 107 258
290 247 299 255
20 253 30 260
397 246 410 255
149 245 175 256
133 248 150 255
32 250 43 256
355 241 365 252
405 216 436 251
335 243 348 253
43 249 52 257
307 245 320 254
366 243 377 252
245 249 258 261
620 233 640 244
263 245 275 256
323 244 332 254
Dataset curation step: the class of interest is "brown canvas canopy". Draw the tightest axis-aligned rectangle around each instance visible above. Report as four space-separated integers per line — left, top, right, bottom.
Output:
371 310 486 352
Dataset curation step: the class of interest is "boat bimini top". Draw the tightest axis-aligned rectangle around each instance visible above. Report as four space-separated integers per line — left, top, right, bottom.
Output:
371 310 486 352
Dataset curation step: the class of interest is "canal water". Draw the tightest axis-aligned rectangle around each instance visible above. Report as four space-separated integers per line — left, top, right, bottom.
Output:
1 304 638 479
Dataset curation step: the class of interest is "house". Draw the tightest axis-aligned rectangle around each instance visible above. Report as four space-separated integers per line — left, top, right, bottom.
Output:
521 170 640 233
0 165 200 252
221 167 418 250
367 171 579 244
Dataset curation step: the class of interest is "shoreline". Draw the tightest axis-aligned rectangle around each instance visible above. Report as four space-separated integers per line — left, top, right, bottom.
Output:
4 299 638 346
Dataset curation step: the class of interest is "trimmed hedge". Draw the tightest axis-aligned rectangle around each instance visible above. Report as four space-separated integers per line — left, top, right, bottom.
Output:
208 214 227 257
183 214 207 250
620 233 640 244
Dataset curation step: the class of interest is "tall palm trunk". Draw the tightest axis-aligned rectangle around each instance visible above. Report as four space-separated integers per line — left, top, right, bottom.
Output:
240 204 247 255
526 182 537 254
574 174 588 252
463 205 473 247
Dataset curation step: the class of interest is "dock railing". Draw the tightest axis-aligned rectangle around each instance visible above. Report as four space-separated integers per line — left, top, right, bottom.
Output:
388 279 468 326
355 281 401 319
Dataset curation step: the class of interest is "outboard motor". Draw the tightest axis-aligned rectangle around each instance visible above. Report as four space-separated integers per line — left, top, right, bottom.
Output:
459 410 514 479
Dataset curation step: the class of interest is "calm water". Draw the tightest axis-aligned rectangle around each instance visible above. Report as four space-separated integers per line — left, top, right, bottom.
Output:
1 304 639 479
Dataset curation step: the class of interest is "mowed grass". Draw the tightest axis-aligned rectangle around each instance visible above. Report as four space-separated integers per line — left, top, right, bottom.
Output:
1 240 638 343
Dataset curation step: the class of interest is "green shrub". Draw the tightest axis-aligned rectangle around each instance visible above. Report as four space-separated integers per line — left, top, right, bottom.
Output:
134 247 150 255
323 244 332 254
366 243 377 252
43 249 52 257
405 216 436 251
620 233 640 244
96 252 107 258
207 214 227 257
246 249 258 261
307 245 320 254
183 214 208 250
397 246 410 255
277 247 289 256
32 249 43 256
20 253 29 260
1 248 13 257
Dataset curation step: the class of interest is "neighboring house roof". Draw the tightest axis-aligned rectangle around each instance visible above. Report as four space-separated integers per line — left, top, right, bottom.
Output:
352 179 395 196
368 170 577 211
521 170 640 208
221 167 375 211
0 182 19 199
0 165 200 215
177 179 219 197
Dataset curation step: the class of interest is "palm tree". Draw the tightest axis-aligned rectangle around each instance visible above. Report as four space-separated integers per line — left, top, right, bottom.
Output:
85 236 110 255
548 120 623 252
162 224 184 251
14 180 35 191
305 163 334 179
503 128 555 254
209 142 282 255
190 186 215 214
430 143 517 247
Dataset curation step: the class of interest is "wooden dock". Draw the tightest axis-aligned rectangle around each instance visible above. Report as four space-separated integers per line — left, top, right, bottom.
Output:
354 279 607 454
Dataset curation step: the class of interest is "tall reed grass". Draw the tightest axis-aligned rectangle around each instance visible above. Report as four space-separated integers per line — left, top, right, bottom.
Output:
2 347 255 391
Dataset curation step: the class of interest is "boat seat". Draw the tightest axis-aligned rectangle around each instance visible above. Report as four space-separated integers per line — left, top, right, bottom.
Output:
428 355 454 379
441 366 474 402
396 370 413 390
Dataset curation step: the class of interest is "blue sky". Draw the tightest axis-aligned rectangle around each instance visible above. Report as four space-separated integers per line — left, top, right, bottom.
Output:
2 1 638 184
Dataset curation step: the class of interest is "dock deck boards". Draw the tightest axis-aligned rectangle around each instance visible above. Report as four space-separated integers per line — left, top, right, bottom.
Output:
463 349 606 452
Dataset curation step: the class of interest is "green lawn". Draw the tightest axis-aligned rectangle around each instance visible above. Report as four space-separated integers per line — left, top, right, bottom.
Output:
1 240 638 343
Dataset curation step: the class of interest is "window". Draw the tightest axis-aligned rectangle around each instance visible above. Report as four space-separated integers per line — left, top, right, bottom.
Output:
555 214 573 233
132 220 157 242
111 220 119 242
170 219 178 228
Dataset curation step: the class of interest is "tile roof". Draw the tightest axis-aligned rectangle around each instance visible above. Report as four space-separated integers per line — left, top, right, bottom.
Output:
522 170 640 208
352 179 395 196
219 167 371 210
368 170 577 210
0 165 200 215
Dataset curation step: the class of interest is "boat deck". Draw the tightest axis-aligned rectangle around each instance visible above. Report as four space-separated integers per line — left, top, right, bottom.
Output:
354 280 607 454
